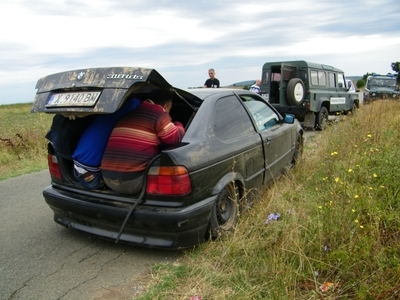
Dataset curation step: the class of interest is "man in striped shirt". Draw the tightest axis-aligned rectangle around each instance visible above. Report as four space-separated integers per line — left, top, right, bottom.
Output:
101 88 185 194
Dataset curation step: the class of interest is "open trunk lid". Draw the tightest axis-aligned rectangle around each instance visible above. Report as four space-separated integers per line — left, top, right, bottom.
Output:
31 67 171 115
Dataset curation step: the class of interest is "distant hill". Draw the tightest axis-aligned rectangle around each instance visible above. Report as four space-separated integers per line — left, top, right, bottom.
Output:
226 80 255 88
346 76 362 81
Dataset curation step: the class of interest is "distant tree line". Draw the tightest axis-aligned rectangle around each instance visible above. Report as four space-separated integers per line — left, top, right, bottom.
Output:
391 62 400 84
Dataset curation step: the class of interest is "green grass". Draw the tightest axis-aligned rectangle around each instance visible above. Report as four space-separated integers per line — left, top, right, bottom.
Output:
137 100 400 300
0 103 52 180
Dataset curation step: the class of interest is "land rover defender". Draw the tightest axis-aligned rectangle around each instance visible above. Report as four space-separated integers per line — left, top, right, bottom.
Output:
261 60 360 130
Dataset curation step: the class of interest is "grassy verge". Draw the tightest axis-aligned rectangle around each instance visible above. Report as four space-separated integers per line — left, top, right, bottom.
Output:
137 100 400 300
0 103 52 180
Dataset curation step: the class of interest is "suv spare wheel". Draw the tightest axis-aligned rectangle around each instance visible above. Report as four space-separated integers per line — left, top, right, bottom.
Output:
286 78 305 106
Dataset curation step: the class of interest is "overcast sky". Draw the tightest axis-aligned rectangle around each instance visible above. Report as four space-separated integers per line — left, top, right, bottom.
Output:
1 0 399 105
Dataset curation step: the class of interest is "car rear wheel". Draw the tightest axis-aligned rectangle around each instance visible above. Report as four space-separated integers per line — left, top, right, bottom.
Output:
209 182 239 239
316 106 329 131
286 78 305 106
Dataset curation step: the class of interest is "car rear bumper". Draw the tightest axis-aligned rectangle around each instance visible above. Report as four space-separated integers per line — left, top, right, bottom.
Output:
43 186 216 249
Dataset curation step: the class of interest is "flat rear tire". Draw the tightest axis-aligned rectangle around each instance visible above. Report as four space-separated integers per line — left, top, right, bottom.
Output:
209 182 239 239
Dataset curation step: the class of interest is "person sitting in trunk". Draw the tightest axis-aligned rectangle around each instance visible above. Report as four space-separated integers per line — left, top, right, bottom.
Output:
101 88 185 194
72 97 141 189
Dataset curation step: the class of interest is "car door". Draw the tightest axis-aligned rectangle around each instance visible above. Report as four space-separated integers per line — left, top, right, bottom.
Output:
329 72 349 111
242 95 293 184
279 63 298 105
337 73 352 110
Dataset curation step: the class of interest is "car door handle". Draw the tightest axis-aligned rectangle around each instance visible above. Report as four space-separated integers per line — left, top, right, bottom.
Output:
265 137 272 144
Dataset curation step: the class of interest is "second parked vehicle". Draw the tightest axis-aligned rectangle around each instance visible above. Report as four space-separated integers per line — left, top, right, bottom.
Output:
260 60 360 130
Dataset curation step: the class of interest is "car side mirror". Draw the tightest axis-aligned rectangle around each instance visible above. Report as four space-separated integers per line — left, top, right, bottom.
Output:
283 114 295 124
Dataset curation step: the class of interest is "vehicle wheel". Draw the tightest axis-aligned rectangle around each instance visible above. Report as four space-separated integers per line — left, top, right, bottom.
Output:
291 134 303 166
286 78 305 106
315 106 329 130
344 102 357 115
350 102 357 115
209 182 239 239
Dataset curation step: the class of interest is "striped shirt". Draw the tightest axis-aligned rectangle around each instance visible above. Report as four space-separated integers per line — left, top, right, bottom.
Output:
101 100 185 180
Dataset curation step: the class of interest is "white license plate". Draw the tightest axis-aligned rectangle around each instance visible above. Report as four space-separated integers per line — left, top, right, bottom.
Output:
46 91 101 107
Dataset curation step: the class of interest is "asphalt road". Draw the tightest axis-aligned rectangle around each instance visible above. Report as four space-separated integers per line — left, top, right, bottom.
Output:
0 170 182 300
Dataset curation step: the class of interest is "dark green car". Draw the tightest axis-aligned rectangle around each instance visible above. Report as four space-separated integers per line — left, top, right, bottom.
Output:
32 67 303 249
364 73 400 103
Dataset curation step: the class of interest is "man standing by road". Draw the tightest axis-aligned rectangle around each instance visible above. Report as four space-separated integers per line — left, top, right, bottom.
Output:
203 68 220 88
250 79 262 95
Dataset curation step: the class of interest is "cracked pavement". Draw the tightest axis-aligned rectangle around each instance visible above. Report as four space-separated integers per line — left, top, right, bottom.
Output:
0 170 182 300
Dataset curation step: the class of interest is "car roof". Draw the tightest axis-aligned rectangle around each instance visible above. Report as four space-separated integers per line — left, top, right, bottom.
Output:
182 88 251 100
262 60 344 73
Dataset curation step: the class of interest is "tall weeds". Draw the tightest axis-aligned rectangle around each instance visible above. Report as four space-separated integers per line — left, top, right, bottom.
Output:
0 103 52 179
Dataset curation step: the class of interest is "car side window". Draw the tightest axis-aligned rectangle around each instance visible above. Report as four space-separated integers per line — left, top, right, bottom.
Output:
328 72 336 87
213 95 255 141
242 96 279 131
337 73 346 88
311 70 326 86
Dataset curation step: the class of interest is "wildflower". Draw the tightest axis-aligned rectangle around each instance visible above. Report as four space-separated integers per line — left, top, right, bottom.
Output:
369 187 373 190
334 177 340 183
354 144 358 148
380 185 385 189
322 177 328 181
355 219 359 223
367 134 372 138
318 206 322 209
360 225 364 229
373 173 378 178
354 195 359 199
330 151 338 156
348 169 353 173
352 209 356 213
320 282 337 293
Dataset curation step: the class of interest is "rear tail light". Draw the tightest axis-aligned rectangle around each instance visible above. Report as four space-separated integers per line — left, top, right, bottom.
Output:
47 154 62 182
146 166 192 196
